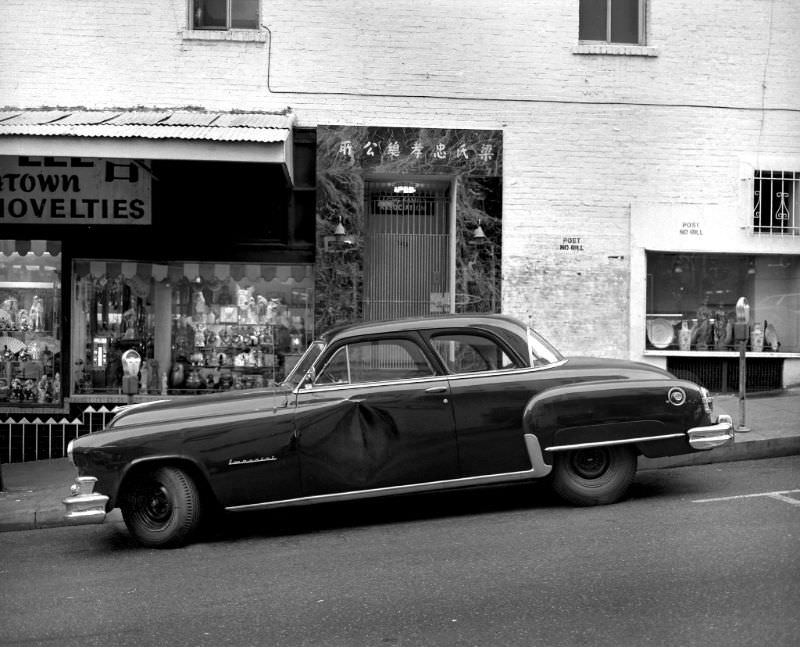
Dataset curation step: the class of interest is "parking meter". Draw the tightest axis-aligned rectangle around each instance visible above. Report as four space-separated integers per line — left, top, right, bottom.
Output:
734 297 751 432
121 349 141 397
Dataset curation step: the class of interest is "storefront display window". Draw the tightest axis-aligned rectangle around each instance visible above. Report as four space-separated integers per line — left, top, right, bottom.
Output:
0 240 62 405
646 252 799 354
72 261 314 396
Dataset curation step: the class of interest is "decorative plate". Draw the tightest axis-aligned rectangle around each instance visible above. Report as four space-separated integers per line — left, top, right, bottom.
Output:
647 319 675 349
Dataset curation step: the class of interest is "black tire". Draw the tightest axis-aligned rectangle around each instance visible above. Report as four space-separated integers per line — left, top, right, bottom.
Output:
552 445 637 506
121 465 202 548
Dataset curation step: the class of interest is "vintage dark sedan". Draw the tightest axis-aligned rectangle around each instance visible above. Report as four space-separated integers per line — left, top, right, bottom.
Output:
64 314 733 547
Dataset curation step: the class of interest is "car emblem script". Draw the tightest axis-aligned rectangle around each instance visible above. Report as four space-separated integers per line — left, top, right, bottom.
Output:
667 387 686 406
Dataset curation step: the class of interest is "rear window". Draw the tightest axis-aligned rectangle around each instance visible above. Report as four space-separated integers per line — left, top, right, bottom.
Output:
431 333 519 374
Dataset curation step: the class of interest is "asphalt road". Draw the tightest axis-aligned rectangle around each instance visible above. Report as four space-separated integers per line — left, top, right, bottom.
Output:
1 456 799 647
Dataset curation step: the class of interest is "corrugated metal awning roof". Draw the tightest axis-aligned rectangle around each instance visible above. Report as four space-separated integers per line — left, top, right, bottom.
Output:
0 109 293 143
0 108 296 182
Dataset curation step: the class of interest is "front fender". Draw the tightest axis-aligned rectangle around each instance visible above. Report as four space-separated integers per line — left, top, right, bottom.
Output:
523 379 709 460
112 454 215 509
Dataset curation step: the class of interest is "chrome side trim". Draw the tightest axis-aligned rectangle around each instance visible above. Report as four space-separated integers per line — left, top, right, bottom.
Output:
545 433 685 452
226 433 552 512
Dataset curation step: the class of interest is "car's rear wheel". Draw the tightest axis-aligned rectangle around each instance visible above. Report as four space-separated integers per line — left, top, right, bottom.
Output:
121 465 202 548
552 445 637 506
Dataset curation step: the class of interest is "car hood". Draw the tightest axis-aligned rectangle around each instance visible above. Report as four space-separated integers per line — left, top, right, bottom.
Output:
106 387 293 431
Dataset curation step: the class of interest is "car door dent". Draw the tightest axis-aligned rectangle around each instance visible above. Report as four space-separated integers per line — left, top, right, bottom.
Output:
225 433 551 512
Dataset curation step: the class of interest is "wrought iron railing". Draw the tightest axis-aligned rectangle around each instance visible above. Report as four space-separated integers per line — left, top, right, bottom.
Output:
1 405 121 464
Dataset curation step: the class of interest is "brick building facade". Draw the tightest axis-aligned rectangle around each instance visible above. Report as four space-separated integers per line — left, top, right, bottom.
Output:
1 1 798 453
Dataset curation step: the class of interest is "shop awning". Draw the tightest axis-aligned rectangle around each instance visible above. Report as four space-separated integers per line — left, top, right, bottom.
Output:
73 260 313 286
0 109 296 183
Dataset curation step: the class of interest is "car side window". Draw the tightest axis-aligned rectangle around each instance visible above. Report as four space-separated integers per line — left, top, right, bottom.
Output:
315 338 434 385
431 333 519 374
315 346 350 384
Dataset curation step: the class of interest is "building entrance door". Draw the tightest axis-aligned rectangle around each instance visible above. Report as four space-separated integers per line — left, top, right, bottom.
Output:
363 178 452 321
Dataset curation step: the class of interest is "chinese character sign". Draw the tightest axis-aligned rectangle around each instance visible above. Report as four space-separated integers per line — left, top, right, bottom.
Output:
320 126 502 175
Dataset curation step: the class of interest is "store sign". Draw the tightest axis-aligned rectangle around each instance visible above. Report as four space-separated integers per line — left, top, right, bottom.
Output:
319 125 503 174
0 156 151 224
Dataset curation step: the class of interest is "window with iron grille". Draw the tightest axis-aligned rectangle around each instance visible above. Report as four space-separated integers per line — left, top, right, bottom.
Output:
754 170 799 236
579 0 645 45
191 0 259 30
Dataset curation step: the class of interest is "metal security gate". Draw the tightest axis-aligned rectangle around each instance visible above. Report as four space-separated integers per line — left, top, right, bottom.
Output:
667 357 783 393
364 180 451 321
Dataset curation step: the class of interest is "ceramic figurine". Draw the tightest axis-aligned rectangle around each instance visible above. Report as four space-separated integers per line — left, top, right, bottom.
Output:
139 361 150 394
678 320 692 351
713 312 732 350
764 322 779 351
170 362 185 388
750 322 764 352
29 295 44 331
193 289 208 322
256 295 269 323
37 375 49 403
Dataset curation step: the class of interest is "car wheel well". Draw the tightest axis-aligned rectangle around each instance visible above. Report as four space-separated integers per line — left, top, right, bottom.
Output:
118 458 218 510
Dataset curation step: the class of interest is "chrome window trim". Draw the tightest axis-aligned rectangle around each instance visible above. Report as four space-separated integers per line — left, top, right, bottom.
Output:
293 358 569 394
445 358 568 383
545 433 684 452
226 433 552 512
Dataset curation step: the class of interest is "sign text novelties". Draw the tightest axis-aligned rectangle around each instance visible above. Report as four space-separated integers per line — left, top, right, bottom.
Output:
0 156 152 225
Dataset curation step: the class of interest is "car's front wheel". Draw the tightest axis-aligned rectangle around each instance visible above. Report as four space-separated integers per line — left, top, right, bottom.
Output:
121 465 203 548
551 445 637 506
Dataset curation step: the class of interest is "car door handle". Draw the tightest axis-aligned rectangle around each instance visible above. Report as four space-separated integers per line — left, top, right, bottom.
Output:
425 386 448 394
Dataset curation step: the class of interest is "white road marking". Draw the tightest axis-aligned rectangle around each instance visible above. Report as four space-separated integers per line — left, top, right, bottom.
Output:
765 493 800 507
693 489 800 506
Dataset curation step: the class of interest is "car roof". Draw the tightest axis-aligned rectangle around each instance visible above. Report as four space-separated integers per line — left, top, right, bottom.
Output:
319 314 529 343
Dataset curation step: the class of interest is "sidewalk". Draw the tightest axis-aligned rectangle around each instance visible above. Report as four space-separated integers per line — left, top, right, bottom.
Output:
1 388 799 533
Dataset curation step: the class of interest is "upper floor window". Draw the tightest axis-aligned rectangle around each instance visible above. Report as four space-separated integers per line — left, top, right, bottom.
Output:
754 170 799 236
579 0 644 45
192 0 259 30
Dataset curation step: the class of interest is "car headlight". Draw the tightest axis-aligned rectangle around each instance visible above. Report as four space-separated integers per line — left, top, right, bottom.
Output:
700 387 713 416
67 439 74 465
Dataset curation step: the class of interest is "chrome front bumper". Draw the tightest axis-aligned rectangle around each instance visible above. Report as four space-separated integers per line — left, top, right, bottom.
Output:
63 476 108 525
687 414 735 450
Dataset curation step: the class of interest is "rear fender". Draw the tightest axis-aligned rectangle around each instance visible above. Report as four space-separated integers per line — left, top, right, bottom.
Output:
523 379 704 461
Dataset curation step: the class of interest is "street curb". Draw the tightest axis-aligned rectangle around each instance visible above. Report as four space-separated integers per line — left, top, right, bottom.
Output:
639 436 800 470
0 505 123 533
2 442 799 533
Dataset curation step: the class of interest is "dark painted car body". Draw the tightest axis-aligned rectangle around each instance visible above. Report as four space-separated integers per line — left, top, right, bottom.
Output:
65 315 733 544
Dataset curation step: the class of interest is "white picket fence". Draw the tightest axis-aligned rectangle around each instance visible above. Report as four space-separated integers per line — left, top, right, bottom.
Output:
1 405 125 463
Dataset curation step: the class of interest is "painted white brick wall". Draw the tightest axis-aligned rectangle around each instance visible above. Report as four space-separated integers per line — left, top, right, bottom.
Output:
1 0 799 363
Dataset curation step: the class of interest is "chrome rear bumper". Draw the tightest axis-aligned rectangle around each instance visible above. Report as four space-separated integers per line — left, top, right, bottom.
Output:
63 476 108 525
688 414 735 450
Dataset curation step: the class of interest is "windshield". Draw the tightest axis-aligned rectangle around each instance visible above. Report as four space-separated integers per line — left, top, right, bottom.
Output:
282 341 325 387
527 327 563 367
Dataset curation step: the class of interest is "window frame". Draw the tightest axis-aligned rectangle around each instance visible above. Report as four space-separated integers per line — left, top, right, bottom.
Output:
190 0 260 32
428 331 522 375
314 336 435 386
753 170 799 236
578 0 646 46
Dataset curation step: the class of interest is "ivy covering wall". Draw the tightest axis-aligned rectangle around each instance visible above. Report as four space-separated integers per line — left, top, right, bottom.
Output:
315 125 503 333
